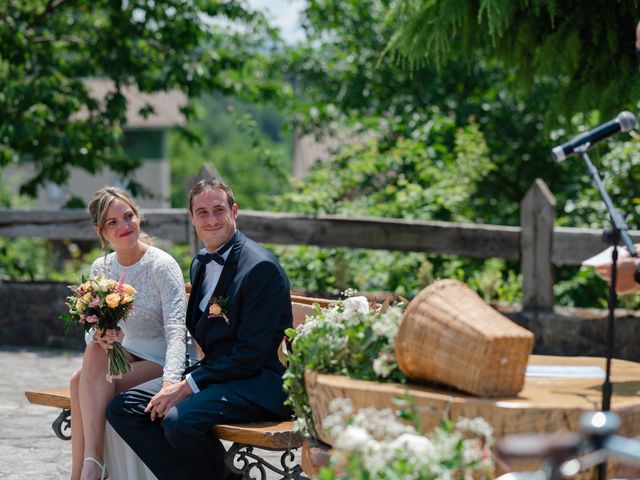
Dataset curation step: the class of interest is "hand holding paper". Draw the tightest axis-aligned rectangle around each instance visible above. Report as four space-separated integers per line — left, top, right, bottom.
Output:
581 246 630 267
585 245 640 294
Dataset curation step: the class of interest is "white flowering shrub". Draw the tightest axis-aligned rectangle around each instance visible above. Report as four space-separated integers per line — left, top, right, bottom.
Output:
318 398 494 480
282 294 406 437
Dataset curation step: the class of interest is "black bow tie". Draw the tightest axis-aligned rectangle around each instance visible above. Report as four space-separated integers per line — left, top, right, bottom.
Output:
196 236 235 266
196 251 225 266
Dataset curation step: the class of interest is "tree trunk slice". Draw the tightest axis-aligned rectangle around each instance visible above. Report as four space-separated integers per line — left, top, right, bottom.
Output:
305 355 640 478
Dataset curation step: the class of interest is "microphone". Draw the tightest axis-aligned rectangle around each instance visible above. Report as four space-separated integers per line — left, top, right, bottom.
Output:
552 111 636 162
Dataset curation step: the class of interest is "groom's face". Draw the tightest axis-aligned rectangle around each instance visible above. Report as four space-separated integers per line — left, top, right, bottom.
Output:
189 188 238 252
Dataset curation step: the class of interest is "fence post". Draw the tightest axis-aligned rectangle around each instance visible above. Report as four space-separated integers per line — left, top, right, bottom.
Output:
186 163 224 255
520 179 556 311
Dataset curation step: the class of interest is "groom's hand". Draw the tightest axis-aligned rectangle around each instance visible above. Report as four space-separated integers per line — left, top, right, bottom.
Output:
145 380 193 421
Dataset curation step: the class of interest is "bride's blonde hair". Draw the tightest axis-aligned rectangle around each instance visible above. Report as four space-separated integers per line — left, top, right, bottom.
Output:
89 186 153 252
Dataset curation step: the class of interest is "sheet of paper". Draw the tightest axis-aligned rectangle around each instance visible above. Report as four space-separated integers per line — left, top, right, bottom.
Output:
525 365 605 378
581 246 630 267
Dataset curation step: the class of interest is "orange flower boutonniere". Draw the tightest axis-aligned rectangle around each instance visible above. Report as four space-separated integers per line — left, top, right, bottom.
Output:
208 296 229 324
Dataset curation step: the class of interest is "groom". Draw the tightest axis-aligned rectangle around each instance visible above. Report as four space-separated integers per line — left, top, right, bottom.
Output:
106 179 293 479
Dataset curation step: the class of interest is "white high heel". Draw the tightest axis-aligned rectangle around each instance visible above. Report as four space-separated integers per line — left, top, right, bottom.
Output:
83 456 108 480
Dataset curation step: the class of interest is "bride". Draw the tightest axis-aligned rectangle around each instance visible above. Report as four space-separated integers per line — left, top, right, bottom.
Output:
69 186 187 480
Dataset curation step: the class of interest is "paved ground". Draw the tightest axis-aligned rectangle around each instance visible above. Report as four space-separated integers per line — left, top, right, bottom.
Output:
0 346 299 479
0 346 79 479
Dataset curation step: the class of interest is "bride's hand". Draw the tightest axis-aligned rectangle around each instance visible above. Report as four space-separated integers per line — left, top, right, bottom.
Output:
91 328 121 350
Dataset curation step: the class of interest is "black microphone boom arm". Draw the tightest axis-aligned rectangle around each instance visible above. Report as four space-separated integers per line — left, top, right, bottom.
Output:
552 111 636 162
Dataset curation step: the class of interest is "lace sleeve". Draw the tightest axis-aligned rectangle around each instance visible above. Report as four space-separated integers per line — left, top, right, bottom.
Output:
155 255 187 383
90 256 104 277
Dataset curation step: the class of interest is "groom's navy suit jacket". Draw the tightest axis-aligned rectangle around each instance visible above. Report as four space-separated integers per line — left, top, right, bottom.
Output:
186 230 293 419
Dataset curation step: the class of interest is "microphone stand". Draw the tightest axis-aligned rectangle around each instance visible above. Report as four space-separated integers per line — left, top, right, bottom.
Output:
575 143 637 480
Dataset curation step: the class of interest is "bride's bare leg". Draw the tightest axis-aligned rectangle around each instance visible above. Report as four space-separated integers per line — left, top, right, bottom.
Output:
114 360 163 392
75 342 162 480
70 369 84 480
78 342 112 480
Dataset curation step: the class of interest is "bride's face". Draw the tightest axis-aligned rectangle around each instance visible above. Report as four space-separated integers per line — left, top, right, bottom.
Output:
99 198 141 251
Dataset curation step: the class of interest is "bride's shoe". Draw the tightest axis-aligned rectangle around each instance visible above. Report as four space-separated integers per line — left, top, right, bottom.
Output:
83 457 108 480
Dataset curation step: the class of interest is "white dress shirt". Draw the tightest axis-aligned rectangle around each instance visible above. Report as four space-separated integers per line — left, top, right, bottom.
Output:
186 247 231 394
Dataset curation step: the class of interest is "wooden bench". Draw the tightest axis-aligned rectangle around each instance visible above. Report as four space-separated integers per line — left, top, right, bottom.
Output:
25 293 331 480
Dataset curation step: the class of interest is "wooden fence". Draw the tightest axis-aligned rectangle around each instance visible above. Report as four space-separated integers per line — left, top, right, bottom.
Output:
1 179 636 311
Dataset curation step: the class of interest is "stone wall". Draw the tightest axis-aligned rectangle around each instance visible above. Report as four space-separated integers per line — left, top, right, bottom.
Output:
0 281 84 350
2 281 640 362
503 306 640 362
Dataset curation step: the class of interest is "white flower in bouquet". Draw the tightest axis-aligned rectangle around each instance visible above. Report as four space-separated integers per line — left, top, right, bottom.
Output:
334 425 371 451
371 306 403 343
321 397 495 479
462 438 485 464
96 277 111 292
388 432 436 459
373 351 397 378
351 405 414 440
433 431 463 463
323 398 354 438
343 295 370 313
456 416 494 448
292 417 308 433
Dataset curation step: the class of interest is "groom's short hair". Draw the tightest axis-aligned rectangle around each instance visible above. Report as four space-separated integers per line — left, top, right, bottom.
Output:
188 179 236 212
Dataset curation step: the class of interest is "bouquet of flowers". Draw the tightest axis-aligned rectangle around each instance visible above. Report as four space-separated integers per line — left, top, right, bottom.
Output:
61 274 136 382
283 291 407 438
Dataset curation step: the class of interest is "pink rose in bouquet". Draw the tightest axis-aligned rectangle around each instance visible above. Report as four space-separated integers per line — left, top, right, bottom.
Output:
61 274 136 381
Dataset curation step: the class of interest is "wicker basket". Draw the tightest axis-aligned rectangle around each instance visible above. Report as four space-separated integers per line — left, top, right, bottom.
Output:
395 279 534 397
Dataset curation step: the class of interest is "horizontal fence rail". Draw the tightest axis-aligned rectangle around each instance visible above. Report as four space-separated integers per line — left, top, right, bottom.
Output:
0 209 522 258
2 179 638 310
1 209 635 265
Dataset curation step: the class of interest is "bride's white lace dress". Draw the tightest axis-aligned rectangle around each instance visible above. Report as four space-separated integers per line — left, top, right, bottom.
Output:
88 246 190 480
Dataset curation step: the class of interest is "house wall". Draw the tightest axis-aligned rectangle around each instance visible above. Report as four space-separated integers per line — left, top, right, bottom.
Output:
3 129 170 208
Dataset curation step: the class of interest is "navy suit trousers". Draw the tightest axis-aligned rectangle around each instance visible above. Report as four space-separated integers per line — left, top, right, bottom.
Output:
106 378 277 480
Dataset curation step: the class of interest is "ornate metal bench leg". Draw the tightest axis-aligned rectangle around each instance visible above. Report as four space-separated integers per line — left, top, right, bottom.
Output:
224 443 309 479
52 408 71 440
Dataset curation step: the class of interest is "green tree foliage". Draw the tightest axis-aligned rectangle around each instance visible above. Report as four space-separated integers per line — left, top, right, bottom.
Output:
168 94 292 209
279 116 492 220
282 0 577 226
275 0 640 307
0 0 285 197
273 115 522 300
386 0 640 118
270 0 538 298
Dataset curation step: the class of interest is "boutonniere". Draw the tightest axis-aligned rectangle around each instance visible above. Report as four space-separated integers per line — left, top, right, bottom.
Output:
208 296 229 324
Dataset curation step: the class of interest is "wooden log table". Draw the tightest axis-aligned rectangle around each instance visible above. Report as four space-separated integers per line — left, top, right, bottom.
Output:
304 355 640 478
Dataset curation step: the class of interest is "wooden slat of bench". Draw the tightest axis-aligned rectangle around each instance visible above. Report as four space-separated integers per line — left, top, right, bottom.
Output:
212 421 302 450
25 387 301 450
189 287 331 310
25 387 71 410
290 294 331 308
